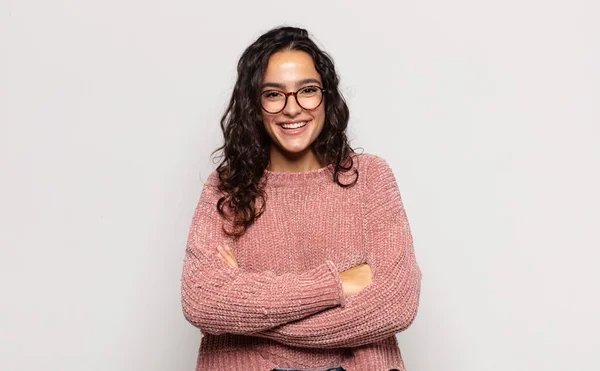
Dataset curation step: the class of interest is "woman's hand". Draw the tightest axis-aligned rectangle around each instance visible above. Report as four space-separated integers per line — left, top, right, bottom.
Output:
339 264 372 298
216 244 239 269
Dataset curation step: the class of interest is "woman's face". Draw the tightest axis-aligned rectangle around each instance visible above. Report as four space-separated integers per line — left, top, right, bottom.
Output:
260 50 326 161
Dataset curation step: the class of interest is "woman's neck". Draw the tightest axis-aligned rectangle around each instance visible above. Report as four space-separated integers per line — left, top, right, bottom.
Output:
267 148 325 173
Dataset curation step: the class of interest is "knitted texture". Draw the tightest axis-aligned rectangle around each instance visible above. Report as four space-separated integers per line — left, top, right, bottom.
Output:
181 153 422 371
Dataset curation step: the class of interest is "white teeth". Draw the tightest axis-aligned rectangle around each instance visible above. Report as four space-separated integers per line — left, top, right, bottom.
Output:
281 121 308 129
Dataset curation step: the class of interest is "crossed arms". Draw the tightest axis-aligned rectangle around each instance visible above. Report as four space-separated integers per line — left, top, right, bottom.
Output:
180 156 422 349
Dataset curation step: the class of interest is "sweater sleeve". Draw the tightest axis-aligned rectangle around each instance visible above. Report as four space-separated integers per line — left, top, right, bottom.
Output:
180 172 346 336
251 156 422 348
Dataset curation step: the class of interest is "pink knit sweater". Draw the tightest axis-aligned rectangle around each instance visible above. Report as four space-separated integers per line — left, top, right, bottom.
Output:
181 153 422 371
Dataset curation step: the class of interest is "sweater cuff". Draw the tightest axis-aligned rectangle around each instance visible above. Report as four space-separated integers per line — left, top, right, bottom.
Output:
324 260 346 308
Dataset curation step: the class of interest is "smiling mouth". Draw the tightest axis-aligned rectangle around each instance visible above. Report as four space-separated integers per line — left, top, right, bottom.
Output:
279 120 309 130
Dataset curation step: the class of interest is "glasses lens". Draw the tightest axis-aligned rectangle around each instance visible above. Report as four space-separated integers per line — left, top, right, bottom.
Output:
297 86 323 110
261 91 286 113
261 87 324 113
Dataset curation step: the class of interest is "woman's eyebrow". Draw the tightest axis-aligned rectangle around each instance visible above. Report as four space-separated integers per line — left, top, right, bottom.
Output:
296 78 322 87
261 82 286 90
261 78 323 90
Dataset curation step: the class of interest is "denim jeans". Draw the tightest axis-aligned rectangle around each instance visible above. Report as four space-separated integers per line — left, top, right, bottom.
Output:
271 367 345 371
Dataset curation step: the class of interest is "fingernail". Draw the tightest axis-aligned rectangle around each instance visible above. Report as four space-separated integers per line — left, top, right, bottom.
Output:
216 245 223 252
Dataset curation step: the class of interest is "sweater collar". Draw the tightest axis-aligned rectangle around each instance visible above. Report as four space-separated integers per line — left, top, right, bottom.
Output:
261 163 336 187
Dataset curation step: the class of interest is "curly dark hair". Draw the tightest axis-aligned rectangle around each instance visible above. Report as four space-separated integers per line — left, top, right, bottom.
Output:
211 26 360 240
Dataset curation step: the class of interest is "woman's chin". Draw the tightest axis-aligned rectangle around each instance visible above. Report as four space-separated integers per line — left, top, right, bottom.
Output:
274 139 310 153
273 142 313 158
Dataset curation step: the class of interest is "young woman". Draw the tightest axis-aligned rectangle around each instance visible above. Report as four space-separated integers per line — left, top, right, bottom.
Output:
181 26 422 371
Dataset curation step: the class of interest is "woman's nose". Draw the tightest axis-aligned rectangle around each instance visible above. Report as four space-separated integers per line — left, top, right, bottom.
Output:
282 94 302 116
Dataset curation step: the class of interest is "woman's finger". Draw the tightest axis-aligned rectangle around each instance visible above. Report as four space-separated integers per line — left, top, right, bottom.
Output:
216 245 231 266
217 245 239 268
217 250 231 267
222 251 237 268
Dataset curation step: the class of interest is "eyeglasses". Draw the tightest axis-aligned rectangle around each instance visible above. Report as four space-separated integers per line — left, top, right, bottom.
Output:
260 85 326 114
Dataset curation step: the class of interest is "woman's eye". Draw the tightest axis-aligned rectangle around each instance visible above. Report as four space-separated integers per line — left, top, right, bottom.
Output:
301 87 318 94
264 91 283 99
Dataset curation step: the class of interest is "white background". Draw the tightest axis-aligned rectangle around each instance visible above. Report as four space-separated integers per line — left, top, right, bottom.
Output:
1 1 599 370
